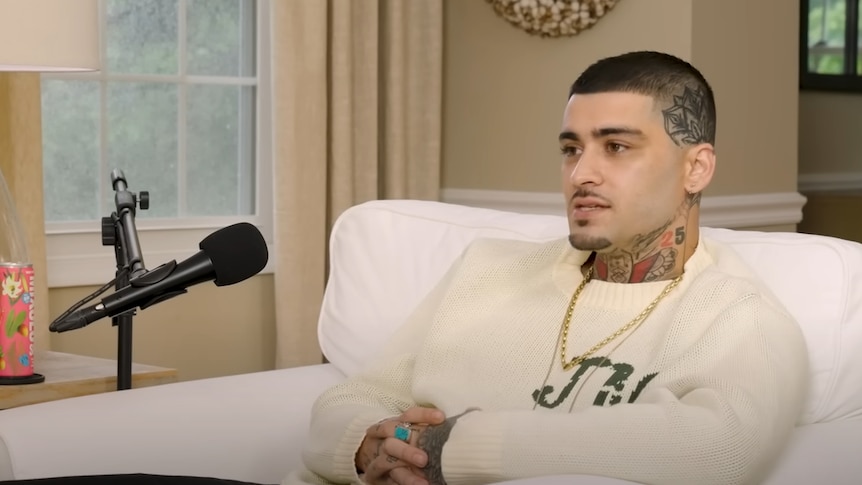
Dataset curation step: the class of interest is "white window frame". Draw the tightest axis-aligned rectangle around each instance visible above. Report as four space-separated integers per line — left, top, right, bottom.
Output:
43 0 273 288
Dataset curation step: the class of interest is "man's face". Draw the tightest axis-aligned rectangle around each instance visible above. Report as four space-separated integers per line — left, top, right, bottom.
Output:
559 91 688 253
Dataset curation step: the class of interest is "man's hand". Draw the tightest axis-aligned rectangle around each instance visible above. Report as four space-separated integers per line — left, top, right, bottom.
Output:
356 407 446 485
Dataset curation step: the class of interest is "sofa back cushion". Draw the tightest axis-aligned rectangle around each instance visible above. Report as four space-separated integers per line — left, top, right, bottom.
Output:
318 200 862 424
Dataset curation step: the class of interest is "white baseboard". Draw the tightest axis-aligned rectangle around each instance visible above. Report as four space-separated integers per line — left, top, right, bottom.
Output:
441 189 807 229
798 172 862 193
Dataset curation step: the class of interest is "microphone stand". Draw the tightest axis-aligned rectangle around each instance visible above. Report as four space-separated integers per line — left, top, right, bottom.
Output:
101 170 149 391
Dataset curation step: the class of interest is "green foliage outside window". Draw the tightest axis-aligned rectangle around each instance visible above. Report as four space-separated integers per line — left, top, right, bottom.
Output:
807 0 847 74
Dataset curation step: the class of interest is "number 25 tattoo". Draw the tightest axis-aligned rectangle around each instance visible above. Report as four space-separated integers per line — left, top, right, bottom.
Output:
660 227 686 247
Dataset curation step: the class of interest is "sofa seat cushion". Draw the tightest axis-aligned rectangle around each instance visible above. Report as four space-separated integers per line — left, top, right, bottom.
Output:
761 418 862 484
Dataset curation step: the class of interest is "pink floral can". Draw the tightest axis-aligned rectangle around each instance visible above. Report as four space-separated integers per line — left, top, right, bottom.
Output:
0 264 35 378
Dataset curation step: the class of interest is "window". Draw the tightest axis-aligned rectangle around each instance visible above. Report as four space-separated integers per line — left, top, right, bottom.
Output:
800 0 862 91
41 0 272 287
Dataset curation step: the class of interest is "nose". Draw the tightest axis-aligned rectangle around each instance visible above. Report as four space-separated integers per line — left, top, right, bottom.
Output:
569 148 602 187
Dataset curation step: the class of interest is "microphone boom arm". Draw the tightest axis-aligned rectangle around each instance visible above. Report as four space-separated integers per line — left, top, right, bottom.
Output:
110 169 147 280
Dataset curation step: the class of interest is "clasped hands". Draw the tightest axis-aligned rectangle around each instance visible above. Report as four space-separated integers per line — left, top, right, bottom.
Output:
355 406 446 485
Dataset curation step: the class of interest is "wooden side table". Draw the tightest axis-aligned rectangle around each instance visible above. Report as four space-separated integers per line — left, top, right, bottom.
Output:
0 351 178 409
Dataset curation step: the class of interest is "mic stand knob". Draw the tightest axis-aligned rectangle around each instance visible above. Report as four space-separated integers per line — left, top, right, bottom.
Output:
139 191 150 211
101 216 116 247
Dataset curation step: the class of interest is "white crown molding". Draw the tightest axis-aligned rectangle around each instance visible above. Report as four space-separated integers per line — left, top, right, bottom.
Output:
441 189 807 229
798 172 862 193
698 192 807 228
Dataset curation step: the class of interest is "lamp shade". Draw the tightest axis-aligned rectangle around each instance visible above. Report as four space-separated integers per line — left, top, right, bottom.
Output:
0 0 99 72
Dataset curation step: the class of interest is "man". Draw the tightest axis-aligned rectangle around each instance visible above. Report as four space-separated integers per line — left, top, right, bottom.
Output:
292 51 808 485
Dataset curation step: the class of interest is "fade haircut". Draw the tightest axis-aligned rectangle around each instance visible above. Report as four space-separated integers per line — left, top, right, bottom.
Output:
569 51 716 147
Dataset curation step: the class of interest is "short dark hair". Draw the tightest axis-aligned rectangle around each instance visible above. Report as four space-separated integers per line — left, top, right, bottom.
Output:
569 51 716 146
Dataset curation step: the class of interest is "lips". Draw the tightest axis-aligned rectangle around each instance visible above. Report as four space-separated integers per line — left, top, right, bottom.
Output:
571 197 610 218
572 197 610 210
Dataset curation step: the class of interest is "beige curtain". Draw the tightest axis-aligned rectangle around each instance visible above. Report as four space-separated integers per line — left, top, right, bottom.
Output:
271 0 443 368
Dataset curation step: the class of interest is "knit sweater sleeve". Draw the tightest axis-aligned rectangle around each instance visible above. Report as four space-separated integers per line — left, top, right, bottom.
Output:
299 253 469 485
439 294 809 485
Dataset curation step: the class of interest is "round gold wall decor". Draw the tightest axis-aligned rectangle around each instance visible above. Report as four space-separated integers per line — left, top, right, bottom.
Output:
486 0 620 38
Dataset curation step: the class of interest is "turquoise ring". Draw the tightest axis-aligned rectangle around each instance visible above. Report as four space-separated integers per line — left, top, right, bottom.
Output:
394 422 412 442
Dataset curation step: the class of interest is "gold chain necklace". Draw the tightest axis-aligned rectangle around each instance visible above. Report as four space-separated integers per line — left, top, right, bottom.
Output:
559 266 683 371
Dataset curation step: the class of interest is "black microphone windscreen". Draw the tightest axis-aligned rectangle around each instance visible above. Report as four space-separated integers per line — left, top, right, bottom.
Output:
199 222 269 286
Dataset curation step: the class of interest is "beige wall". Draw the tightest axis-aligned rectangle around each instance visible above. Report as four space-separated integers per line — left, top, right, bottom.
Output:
799 91 862 175
48 274 275 382
691 0 799 195
443 0 800 197
443 0 692 193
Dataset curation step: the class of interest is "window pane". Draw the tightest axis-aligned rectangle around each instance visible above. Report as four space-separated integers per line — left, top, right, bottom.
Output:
106 0 178 75
186 85 255 216
808 0 847 74
43 1 259 226
41 80 100 222
187 0 255 76
107 83 178 218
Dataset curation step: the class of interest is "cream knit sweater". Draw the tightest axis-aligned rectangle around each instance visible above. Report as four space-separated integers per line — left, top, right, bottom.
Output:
289 236 809 485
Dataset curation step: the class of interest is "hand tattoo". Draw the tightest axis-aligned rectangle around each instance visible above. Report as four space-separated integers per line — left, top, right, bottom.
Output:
416 408 479 485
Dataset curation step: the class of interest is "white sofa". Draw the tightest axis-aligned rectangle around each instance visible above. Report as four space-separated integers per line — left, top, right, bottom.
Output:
0 200 859 484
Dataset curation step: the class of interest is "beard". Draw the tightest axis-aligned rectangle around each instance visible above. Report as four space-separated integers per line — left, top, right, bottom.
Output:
568 233 612 251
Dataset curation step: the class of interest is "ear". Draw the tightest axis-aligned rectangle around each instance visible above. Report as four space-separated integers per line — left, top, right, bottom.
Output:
684 143 715 194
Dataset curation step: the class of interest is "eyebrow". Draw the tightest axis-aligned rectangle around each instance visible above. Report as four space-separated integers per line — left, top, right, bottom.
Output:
558 126 646 143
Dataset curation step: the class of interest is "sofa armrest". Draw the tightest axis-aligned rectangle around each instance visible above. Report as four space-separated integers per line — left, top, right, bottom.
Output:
0 363 344 483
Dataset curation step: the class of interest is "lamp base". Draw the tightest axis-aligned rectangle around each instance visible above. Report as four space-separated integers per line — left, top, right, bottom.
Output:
0 373 45 385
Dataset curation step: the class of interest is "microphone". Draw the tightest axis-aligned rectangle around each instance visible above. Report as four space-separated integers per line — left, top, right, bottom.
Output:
49 222 268 333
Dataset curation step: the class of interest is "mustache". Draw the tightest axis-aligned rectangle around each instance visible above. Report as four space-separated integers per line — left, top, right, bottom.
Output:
571 188 609 202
